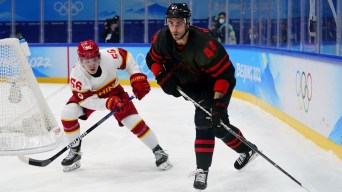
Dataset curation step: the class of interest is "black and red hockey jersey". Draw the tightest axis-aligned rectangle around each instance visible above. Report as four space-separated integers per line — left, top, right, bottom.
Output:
146 26 235 95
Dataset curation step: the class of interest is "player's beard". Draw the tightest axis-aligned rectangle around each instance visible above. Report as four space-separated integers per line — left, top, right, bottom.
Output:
172 29 188 41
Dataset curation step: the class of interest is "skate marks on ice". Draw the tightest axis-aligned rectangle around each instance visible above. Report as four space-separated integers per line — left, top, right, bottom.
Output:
0 84 341 192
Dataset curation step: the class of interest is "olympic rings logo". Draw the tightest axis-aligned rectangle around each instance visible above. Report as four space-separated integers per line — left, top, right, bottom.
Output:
296 70 312 112
135 53 153 76
54 1 84 16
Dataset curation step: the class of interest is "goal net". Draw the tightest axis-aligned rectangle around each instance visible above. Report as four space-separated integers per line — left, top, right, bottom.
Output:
0 38 62 155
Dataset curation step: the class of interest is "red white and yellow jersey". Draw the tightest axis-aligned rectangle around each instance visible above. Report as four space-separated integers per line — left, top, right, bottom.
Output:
69 47 140 111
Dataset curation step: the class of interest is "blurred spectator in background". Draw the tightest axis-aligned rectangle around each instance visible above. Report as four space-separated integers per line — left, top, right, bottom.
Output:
249 25 267 45
248 27 258 44
209 16 222 42
101 15 120 43
325 18 336 41
280 21 287 44
217 12 236 44
9 31 24 40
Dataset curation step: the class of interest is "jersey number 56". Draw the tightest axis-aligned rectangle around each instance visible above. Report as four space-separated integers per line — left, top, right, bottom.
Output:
70 78 82 90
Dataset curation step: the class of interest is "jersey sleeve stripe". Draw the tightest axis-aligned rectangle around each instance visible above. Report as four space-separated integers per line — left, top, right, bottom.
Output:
205 54 228 73
118 48 128 69
72 89 94 101
149 48 163 62
210 60 232 77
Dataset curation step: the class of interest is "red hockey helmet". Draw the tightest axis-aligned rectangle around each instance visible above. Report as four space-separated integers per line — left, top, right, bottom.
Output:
77 40 100 58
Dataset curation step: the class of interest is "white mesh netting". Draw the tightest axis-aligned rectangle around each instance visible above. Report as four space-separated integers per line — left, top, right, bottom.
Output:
0 38 62 155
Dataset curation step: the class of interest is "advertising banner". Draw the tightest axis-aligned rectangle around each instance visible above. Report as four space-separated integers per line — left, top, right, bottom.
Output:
28 45 342 148
29 46 68 78
229 48 342 146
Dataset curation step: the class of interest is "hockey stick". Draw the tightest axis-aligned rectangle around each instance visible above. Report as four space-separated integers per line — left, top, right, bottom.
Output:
176 87 311 192
17 96 134 167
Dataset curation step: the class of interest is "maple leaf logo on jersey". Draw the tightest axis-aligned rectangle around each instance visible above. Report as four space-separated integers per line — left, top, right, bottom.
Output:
170 62 200 83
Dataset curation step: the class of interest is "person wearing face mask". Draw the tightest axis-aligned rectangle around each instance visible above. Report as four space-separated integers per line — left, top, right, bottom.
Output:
101 15 121 43
218 12 236 44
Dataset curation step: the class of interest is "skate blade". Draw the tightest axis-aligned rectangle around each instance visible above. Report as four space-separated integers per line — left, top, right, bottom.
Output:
63 161 81 172
249 151 259 162
239 151 259 171
194 188 206 192
158 160 173 171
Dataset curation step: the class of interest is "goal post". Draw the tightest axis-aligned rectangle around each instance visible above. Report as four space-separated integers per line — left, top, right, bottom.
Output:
0 38 63 155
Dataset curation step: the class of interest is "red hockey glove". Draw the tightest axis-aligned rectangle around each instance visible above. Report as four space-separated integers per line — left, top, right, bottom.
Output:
211 98 229 126
156 70 181 97
130 73 151 100
106 96 125 111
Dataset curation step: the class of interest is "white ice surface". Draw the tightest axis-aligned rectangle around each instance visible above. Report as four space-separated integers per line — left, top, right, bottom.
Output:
0 83 341 192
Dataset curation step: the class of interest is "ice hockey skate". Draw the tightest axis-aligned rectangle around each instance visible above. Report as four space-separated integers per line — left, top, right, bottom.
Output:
234 144 258 170
61 145 82 172
153 145 172 171
193 169 208 191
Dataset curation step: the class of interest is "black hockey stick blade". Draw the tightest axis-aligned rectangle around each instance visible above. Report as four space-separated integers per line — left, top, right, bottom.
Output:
18 96 134 167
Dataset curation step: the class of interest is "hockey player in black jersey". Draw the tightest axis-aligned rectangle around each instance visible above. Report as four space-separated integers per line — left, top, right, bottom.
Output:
146 3 258 191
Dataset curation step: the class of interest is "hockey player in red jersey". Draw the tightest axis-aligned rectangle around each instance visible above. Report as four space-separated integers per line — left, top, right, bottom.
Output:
146 3 258 191
60 40 172 172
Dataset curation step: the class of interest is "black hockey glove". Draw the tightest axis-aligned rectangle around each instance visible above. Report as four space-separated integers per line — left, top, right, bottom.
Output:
211 98 229 126
156 71 181 97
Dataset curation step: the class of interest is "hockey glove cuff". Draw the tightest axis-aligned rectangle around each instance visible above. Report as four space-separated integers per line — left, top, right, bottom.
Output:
211 98 229 126
156 71 181 97
106 96 125 111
